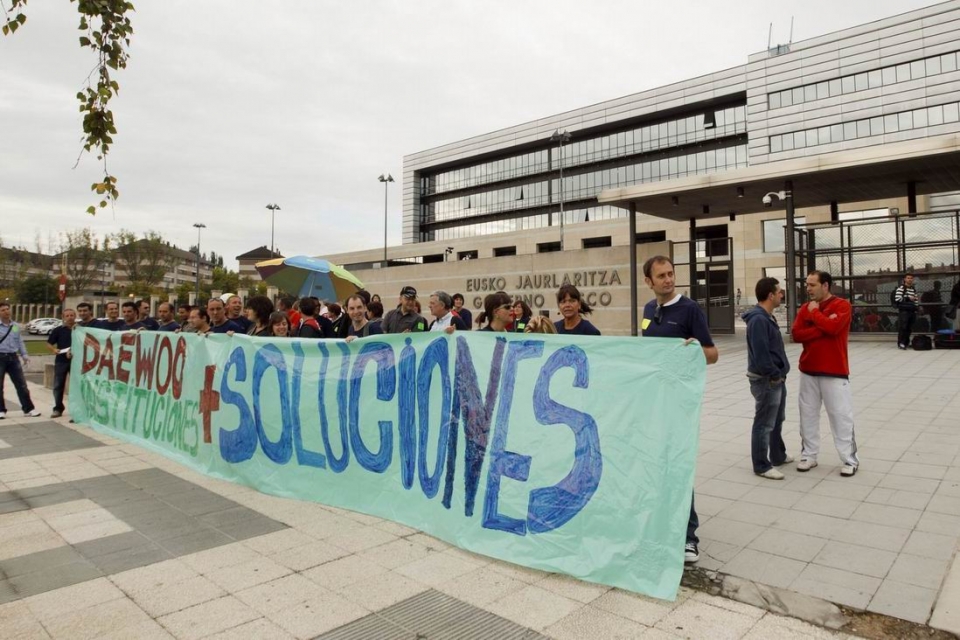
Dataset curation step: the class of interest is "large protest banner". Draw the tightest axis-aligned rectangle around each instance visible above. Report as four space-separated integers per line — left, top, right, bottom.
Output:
70 327 705 600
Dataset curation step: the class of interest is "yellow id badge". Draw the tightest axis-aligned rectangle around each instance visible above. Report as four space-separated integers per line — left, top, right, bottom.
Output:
641 318 652 330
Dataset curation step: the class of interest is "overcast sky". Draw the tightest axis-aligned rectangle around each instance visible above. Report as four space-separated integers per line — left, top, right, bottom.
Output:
1 0 932 269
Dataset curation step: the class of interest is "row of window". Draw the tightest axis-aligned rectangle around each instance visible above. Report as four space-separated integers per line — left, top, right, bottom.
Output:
769 100 960 153
428 144 748 224
768 50 960 110
426 106 746 195
430 205 632 241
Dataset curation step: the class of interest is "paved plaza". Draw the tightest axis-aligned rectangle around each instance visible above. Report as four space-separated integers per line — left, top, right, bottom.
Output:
0 336 957 639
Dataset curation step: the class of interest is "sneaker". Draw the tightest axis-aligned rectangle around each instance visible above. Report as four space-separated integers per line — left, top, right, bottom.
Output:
0 411 5 419
51 411 63 418
898 344 907 350
757 468 785 480
772 454 794 466
797 458 818 472
840 464 858 477
684 542 700 563
25 409 42 417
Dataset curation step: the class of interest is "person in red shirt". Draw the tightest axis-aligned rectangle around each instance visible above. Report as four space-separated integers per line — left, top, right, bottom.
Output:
791 271 860 477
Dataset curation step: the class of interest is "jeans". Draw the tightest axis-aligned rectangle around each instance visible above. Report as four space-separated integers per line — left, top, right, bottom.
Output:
749 376 787 473
898 309 916 347
0 353 35 413
687 492 699 545
52 359 70 413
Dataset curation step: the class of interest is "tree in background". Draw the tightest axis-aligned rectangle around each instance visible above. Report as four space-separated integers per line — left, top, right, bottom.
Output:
58 228 109 294
110 230 173 296
2 1 134 215
15 274 57 304
210 267 239 295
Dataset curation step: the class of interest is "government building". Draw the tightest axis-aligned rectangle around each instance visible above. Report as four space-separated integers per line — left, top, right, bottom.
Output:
325 1 960 335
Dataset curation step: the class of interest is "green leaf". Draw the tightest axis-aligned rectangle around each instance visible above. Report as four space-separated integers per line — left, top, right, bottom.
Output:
86 206 96 215
8 21 18 34
16 14 26 25
1 25 8 36
79 36 91 46
99 201 107 208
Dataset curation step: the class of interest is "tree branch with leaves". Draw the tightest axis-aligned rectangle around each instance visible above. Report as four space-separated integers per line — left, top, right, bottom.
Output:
2 0 134 215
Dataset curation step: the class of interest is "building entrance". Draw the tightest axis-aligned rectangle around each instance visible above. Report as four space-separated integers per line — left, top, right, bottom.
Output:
671 231 736 334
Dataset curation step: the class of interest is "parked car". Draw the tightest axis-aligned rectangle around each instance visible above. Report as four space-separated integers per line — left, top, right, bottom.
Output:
31 319 62 335
26 317 58 333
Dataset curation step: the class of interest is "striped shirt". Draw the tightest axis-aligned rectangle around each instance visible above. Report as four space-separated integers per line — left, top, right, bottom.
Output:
0 320 28 358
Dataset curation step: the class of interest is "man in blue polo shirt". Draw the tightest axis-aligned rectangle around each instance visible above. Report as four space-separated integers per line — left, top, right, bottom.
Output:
207 298 241 334
97 301 126 331
120 301 145 331
641 255 718 565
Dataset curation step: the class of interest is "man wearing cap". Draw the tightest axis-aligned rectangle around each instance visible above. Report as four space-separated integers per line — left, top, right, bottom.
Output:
382 286 427 334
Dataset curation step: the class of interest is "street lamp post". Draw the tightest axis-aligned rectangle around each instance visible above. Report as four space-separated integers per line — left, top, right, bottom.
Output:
193 223 206 301
378 174 394 266
265 204 281 256
550 129 572 251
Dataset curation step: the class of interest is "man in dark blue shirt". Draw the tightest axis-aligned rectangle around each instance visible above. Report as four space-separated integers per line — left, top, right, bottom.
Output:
138 299 160 330
156 302 180 331
207 298 242 334
226 295 253 333
46 308 76 418
641 255 718 565
120 302 145 331
97 301 126 331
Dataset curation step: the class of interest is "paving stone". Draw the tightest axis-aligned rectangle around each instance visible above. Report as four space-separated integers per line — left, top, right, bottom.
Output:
849 502 922 529
748 529 827 562
792 494 860 519
8 560 103 599
89 541 173 574
43 596 153 640
206 555 293 592
696 517 765 547
435 565 528 607
205 617 295 640
216 515 288 541
868 579 937 624
885 553 949 590
0 544 86 578
24 577 125 622
337 570 429 612
545 605 649 640
654 598 757 640
158 595 261 640
790 564 881 610
486 584 582 631
901 530 959 560
826 519 910 553
267 590 369 639
720 548 808 589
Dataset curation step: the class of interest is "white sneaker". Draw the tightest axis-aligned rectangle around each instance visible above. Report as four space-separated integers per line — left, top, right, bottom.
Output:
772 454 794 466
840 464 858 477
25 409 42 417
797 458 818 472
0 411 5 419
684 542 700 563
757 468 785 480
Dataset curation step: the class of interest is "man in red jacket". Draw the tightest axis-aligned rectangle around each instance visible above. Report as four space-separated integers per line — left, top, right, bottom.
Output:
791 271 860 477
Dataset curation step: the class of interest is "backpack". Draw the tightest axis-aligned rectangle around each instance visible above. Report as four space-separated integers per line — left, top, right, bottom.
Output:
911 334 932 351
890 286 899 308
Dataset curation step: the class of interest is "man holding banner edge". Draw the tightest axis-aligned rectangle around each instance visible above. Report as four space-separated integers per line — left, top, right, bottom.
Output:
641 255 718 564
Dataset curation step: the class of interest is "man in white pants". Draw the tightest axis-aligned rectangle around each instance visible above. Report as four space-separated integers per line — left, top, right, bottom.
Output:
790 271 860 477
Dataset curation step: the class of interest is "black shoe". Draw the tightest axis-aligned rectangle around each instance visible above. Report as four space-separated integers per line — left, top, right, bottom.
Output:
684 542 700 563
51 411 63 418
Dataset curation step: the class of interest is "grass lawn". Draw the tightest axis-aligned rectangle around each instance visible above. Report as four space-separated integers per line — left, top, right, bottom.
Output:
26 340 53 356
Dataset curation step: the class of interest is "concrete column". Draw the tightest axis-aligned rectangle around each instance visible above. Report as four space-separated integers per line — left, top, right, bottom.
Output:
266 286 279 302
237 288 248 303
168 293 177 304
150 295 160 315
784 180 798 328
188 292 197 306
211 289 222 300
629 201 638 336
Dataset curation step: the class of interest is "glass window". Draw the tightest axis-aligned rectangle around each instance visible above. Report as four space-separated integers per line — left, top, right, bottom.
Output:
762 217 807 253
842 75 856 93
913 108 928 128
884 113 899 133
781 90 793 107
781 133 794 151
942 52 957 73
868 69 882 88
944 102 960 123
831 124 843 141
870 117 884 136
882 66 897 85
804 84 818 101
829 78 842 96
794 131 806 148
855 73 869 91
816 82 830 100
898 111 913 130
857 120 871 138
910 60 926 79
769 92 781 109
792 87 804 104
929 104 944 126
844 121 857 140
806 129 818 147
926 56 942 76
818 126 831 145
896 63 911 82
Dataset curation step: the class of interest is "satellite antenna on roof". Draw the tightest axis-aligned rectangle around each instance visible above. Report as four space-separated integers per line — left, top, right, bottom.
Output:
768 22 773 50
790 16 794 43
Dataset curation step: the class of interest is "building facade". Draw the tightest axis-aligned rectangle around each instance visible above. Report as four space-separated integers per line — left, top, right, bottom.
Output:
325 2 960 335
